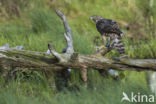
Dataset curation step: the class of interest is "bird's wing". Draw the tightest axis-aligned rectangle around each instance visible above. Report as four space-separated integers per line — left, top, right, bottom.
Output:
107 19 122 32
96 19 122 35
96 20 112 34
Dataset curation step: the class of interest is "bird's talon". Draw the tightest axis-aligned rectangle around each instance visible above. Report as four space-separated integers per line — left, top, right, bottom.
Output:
105 41 110 48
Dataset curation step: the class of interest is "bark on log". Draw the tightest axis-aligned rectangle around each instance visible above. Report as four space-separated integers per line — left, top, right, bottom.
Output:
0 9 156 73
0 49 156 71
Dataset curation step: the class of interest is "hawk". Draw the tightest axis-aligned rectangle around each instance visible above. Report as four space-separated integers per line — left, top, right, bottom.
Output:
90 15 125 54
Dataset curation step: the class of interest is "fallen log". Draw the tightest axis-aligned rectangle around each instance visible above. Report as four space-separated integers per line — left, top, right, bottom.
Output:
0 10 156 81
0 48 156 71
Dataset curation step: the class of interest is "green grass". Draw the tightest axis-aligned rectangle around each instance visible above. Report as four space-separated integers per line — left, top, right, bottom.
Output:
0 71 155 104
0 0 156 104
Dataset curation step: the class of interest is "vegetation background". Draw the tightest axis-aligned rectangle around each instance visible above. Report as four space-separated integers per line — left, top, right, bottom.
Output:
0 0 155 104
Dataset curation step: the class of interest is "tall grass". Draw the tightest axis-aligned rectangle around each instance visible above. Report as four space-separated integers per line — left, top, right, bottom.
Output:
0 72 155 104
0 0 155 104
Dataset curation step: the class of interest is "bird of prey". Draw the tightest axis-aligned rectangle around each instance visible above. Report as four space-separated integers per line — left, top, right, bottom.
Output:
90 15 125 54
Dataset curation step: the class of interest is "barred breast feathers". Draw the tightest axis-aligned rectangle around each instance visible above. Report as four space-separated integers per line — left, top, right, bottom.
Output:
111 35 125 54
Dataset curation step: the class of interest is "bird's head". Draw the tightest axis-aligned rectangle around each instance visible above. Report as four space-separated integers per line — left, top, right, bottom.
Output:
90 15 102 23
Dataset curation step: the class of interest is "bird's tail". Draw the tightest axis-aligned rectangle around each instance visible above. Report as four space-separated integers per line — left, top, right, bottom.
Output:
112 36 125 54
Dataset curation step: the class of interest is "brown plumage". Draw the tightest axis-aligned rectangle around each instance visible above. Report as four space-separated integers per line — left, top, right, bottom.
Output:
90 15 125 54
